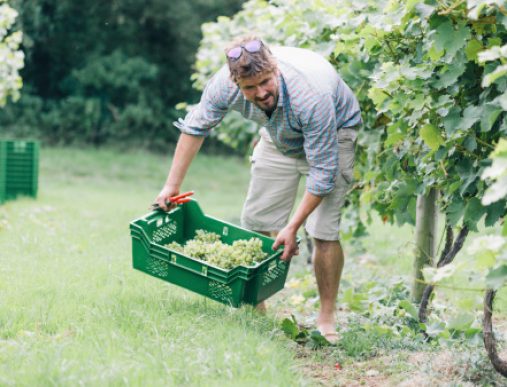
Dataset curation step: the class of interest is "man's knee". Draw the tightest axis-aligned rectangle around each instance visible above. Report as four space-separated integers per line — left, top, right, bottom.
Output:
313 238 341 249
313 238 344 259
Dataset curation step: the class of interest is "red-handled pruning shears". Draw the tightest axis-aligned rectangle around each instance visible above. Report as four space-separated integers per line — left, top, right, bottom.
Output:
168 191 194 204
151 191 194 210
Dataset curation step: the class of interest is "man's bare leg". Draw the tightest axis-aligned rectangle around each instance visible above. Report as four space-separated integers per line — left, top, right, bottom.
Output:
254 230 278 313
313 238 344 342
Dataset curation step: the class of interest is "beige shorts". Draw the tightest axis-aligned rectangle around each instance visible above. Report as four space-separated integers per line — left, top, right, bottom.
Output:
241 128 357 241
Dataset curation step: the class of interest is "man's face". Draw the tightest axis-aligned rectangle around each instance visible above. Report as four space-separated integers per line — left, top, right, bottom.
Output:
237 71 279 113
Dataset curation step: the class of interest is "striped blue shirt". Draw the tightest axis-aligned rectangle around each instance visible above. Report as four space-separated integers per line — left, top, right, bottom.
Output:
175 46 362 196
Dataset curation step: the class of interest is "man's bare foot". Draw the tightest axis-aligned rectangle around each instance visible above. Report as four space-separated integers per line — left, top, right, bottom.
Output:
255 301 267 314
317 316 338 344
321 331 339 345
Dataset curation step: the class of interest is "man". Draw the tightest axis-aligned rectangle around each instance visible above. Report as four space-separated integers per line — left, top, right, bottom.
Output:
154 36 361 342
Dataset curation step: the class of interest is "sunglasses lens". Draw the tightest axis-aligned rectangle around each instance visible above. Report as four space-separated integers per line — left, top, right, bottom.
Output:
244 40 261 53
227 47 242 59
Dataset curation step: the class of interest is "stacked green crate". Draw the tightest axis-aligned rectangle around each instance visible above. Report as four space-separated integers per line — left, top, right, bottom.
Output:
0 147 5 204
0 140 39 203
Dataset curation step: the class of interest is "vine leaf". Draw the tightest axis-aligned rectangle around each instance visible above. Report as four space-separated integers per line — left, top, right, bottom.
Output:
446 199 465 226
481 104 503 132
433 22 470 60
465 39 483 62
485 200 506 226
433 61 466 89
420 124 443 150
464 197 486 231
443 107 461 135
447 313 474 331
461 105 482 131
486 265 507 290
399 299 419 320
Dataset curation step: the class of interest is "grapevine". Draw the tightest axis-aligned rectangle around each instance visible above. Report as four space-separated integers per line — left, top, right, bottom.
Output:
165 230 268 270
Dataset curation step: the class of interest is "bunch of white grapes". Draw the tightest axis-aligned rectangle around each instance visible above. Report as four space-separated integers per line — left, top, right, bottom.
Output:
165 230 267 270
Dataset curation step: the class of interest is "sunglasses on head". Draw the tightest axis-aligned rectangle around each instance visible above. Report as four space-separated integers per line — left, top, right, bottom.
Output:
226 40 263 60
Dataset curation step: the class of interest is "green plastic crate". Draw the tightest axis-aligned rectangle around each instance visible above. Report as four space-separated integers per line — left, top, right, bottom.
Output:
0 140 39 203
130 200 291 307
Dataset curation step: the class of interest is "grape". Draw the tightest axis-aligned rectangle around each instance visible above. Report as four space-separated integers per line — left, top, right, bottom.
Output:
166 241 184 254
164 230 268 270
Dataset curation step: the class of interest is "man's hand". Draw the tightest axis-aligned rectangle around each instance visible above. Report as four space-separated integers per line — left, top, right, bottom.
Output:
272 226 299 262
154 185 179 211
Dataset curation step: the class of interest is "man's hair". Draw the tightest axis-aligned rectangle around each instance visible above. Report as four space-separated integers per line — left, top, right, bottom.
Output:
225 35 277 83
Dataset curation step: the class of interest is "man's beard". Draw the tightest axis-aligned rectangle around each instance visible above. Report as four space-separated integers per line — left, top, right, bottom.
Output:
255 93 277 114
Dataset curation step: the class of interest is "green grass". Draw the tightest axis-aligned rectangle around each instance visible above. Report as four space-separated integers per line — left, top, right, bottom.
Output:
2 145 506 385
0 147 308 386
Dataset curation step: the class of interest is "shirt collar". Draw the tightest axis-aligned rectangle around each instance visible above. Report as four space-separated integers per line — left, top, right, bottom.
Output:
276 70 285 109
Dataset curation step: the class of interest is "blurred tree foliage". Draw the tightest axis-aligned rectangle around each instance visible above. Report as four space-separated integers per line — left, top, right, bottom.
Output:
0 0 244 150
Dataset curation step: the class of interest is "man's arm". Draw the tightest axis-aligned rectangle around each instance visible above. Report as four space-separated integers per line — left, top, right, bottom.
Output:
273 191 323 261
155 133 205 211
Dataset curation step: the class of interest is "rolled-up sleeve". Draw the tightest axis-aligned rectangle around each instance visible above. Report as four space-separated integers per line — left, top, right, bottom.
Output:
174 70 229 136
303 96 339 196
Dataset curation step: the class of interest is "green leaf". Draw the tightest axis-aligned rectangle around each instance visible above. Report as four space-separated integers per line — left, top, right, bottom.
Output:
444 107 461 135
485 200 506 227
385 131 404 147
408 94 426 110
434 22 470 60
433 61 466 89
483 64 507 87
420 124 444 150
487 37 502 48
491 138 507 157
399 300 419 320
425 321 446 337
310 330 331 348
479 46 503 63
435 146 448 161
481 104 503 132
482 176 507 205
342 288 367 312
460 175 478 196
463 136 477 152
415 3 436 18
474 250 496 270
448 180 462 194
368 87 388 106
465 39 483 62
457 297 481 311
486 265 507 290
447 198 465 225
281 317 299 339
499 14 507 29
464 197 486 231
461 105 482 130
428 45 444 61
447 313 474 331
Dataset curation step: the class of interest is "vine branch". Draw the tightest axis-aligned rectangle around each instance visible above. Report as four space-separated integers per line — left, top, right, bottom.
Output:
483 289 507 377
419 226 469 323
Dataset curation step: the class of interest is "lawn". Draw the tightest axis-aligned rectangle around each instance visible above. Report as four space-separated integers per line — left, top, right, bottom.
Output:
0 147 306 386
1 145 506 386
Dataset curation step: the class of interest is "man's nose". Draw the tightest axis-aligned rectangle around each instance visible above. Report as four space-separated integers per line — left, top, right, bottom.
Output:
256 87 268 98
